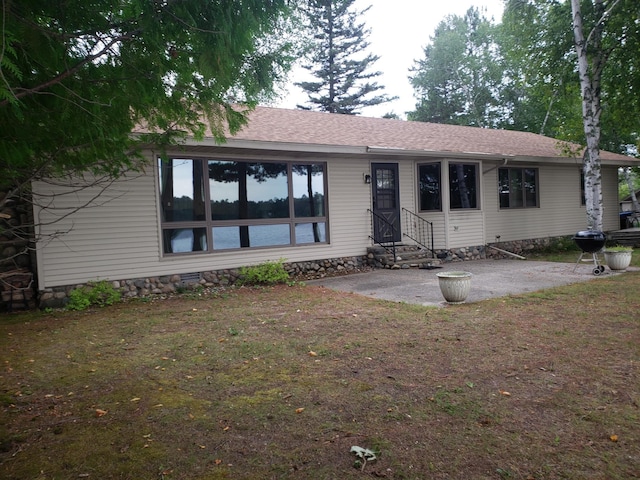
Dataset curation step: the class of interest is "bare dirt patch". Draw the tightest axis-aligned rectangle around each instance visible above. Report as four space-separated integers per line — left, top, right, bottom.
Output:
1 274 639 479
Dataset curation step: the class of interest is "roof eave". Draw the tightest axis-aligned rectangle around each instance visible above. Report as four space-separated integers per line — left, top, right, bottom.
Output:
183 137 365 155
152 136 640 166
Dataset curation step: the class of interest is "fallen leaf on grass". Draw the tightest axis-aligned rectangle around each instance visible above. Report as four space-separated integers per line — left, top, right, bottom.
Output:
308 351 318 357
610 434 618 442
214 459 222 465
130 397 141 402
295 407 305 414
499 390 511 396
95 409 108 417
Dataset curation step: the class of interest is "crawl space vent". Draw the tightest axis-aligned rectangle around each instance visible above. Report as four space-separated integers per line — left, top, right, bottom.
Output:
180 272 202 285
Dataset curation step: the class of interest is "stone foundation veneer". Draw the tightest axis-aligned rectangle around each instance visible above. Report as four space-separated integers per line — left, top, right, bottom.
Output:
38 256 370 309
36 235 572 309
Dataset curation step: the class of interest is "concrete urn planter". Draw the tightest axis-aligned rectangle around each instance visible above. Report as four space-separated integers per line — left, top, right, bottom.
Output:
603 249 633 271
436 271 473 304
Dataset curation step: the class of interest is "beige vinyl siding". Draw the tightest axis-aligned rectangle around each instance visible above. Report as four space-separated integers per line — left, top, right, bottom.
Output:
34 172 162 290
483 164 620 243
601 166 622 231
397 160 416 244
324 156 372 250
447 211 485 248
421 213 447 250
34 155 373 290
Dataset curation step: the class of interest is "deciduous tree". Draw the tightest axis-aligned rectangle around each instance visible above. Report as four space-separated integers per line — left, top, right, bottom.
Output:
409 7 504 127
500 0 640 229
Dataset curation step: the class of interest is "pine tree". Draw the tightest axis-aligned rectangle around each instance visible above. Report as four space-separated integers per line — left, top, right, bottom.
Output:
295 0 395 115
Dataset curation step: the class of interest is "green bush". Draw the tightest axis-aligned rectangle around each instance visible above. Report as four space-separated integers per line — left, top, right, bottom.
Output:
238 259 290 285
67 280 122 311
538 236 579 254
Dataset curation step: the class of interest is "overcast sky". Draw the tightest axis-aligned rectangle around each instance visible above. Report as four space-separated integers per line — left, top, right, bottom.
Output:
274 0 505 119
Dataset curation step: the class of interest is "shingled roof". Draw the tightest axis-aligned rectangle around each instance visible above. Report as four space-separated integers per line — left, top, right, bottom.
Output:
224 106 634 164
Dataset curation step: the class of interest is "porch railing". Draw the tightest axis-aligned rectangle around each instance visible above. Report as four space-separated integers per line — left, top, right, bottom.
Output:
367 208 397 262
402 207 435 257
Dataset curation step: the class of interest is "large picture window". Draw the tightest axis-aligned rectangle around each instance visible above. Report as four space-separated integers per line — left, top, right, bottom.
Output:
449 163 478 209
159 158 327 254
499 167 538 208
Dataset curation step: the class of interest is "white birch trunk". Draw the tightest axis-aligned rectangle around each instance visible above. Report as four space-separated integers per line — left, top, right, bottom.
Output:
571 0 604 231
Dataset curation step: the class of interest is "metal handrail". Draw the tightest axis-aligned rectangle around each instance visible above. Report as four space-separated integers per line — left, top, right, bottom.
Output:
367 208 397 262
401 207 435 257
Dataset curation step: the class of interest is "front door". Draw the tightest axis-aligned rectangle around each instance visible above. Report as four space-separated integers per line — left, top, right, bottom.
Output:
372 163 401 243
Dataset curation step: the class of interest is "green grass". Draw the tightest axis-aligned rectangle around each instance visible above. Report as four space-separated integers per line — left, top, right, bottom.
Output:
529 244 640 267
1 277 639 479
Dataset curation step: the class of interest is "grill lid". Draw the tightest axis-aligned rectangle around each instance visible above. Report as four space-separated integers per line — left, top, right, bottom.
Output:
572 230 606 253
573 230 606 240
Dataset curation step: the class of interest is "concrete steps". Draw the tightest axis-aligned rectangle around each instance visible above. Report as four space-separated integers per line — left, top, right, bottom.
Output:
367 244 442 270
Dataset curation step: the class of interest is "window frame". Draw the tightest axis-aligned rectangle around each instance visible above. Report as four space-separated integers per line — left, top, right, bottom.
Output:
498 166 539 209
417 162 442 212
158 156 329 255
449 162 480 210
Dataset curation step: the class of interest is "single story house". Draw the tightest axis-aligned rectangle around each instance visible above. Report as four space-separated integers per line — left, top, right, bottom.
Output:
32 106 640 307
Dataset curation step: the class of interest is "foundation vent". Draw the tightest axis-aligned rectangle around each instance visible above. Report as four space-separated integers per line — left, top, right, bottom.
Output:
180 272 202 285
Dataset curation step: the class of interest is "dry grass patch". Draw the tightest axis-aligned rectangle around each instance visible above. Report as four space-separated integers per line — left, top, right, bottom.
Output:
1 275 639 479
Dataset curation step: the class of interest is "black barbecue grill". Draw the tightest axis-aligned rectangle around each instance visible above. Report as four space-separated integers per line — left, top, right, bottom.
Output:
572 230 606 275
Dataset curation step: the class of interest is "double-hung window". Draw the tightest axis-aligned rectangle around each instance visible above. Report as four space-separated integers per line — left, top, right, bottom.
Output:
499 167 538 208
159 158 327 254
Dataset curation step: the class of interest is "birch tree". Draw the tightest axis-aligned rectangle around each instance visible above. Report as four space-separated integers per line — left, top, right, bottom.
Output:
571 0 603 230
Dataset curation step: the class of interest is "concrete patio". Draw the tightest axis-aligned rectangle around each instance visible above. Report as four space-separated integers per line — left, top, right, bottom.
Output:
307 258 634 307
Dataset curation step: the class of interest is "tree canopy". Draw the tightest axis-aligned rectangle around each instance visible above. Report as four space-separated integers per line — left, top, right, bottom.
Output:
408 0 640 228
0 0 295 197
294 0 395 114
501 0 640 153
410 0 640 155
409 7 504 127
503 0 640 229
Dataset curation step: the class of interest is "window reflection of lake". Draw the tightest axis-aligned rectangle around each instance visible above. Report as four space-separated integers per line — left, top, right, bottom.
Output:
170 223 326 252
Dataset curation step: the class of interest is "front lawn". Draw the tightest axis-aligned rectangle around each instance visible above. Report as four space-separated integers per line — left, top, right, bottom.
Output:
1 273 639 479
